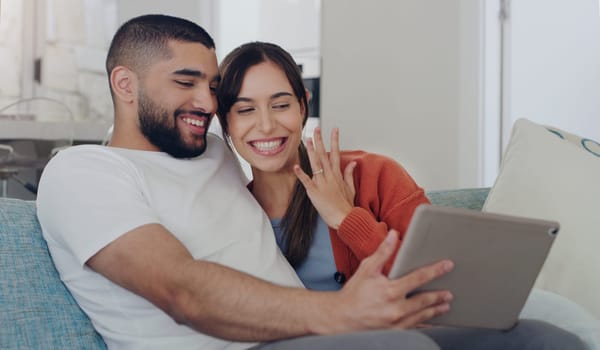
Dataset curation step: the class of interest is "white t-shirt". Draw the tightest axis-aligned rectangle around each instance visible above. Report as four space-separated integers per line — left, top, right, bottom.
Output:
36 134 303 350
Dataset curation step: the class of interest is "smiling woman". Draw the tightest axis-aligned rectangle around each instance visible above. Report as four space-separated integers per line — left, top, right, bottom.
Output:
217 41 431 290
225 63 305 174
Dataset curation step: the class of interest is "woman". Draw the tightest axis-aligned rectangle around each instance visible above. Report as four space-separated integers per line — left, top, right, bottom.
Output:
217 42 430 290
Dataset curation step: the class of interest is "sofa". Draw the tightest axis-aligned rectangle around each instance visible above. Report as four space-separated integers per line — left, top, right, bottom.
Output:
1 187 598 349
0 196 106 349
0 188 485 349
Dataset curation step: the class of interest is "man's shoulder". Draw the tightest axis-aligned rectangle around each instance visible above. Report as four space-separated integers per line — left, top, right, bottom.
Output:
39 145 150 195
47 145 132 171
55 144 104 155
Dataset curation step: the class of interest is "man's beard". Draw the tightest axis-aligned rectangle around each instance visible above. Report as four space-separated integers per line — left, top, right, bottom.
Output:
138 91 208 159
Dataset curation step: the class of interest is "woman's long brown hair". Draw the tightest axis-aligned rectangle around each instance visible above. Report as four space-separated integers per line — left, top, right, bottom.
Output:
279 142 319 266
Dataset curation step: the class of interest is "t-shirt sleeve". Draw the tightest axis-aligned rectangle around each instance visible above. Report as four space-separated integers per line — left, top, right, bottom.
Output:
36 148 159 266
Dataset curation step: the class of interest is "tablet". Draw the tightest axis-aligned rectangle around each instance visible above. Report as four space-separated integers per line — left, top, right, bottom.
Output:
388 204 559 330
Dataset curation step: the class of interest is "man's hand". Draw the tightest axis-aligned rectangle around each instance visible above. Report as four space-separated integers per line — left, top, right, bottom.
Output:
315 230 454 334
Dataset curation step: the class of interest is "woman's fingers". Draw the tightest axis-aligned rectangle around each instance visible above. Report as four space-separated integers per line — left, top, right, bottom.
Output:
297 127 356 228
312 127 332 174
330 128 342 176
309 127 345 178
305 138 322 177
294 165 315 191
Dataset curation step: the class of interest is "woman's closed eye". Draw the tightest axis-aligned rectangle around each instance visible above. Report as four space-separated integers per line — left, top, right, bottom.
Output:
237 106 256 114
272 103 290 110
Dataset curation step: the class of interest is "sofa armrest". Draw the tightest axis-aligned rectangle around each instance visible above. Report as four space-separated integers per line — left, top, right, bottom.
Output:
0 197 106 350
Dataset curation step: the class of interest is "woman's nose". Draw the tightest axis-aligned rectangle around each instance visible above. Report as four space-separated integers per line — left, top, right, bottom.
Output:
257 109 275 133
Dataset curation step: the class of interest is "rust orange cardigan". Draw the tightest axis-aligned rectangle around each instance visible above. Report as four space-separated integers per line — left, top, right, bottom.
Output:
332 151 430 280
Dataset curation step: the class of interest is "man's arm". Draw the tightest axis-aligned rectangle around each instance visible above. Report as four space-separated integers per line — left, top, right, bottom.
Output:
87 225 453 342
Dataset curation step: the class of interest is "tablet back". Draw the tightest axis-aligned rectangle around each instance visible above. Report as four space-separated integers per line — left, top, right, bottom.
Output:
388 204 559 330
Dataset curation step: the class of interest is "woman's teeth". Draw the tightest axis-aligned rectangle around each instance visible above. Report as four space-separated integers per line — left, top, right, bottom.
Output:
251 139 282 152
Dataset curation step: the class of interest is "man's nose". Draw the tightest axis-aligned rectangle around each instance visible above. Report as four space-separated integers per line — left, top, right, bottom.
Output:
190 85 216 113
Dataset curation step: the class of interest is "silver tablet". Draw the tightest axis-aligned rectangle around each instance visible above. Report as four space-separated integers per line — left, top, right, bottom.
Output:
388 204 559 330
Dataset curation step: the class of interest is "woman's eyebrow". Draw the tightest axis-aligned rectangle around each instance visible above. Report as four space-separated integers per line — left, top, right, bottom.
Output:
270 92 293 99
234 92 293 103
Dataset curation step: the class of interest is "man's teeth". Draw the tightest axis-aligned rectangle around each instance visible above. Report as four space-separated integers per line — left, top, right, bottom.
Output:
182 117 204 127
252 140 282 152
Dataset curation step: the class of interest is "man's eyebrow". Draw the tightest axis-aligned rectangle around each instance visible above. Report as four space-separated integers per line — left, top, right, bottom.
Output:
172 69 221 83
172 68 205 77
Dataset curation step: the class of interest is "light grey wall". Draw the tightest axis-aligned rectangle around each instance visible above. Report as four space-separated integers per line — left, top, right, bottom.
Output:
215 0 320 66
504 0 600 148
321 0 482 190
118 0 201 25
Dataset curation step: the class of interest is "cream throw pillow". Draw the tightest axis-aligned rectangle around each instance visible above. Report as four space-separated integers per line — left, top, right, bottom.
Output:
483 118 600 318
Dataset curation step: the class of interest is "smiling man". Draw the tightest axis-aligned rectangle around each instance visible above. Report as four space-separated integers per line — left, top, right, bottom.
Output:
106 20 219 158
34 14 585 350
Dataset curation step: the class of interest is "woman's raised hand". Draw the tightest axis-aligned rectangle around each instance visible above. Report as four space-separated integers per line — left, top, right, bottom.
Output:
294 127 356 229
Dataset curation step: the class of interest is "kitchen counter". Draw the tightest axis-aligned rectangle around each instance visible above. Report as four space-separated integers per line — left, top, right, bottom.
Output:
0 119 112 142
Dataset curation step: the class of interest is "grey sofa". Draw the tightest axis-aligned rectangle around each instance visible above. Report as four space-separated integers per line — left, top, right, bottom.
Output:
0 188 490 349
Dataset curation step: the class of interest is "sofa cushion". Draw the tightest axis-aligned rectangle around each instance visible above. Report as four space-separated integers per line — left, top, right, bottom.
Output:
483 118 600 318
426 188 490 210
522 289 600 350
0 198 106 349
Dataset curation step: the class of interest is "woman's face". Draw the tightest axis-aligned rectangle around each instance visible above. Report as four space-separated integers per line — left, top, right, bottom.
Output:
226 61 305 175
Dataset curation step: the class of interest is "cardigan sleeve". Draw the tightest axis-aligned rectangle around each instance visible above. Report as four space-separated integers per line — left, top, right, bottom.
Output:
335 152 430 274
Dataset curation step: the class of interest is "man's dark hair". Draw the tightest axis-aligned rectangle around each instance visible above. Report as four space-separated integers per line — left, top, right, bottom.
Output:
106 14 215 95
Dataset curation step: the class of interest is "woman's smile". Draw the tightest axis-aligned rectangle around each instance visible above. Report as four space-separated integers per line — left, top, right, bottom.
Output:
248 137 288 155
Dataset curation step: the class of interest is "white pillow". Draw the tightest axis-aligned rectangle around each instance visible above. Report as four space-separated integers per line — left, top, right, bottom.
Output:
521 289 600 350
483 118 600 318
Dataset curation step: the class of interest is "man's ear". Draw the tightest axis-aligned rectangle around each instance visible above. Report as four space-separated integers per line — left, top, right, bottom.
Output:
110 66 137 104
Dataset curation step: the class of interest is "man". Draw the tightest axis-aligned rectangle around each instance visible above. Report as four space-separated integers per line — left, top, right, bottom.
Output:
36 14 584 350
